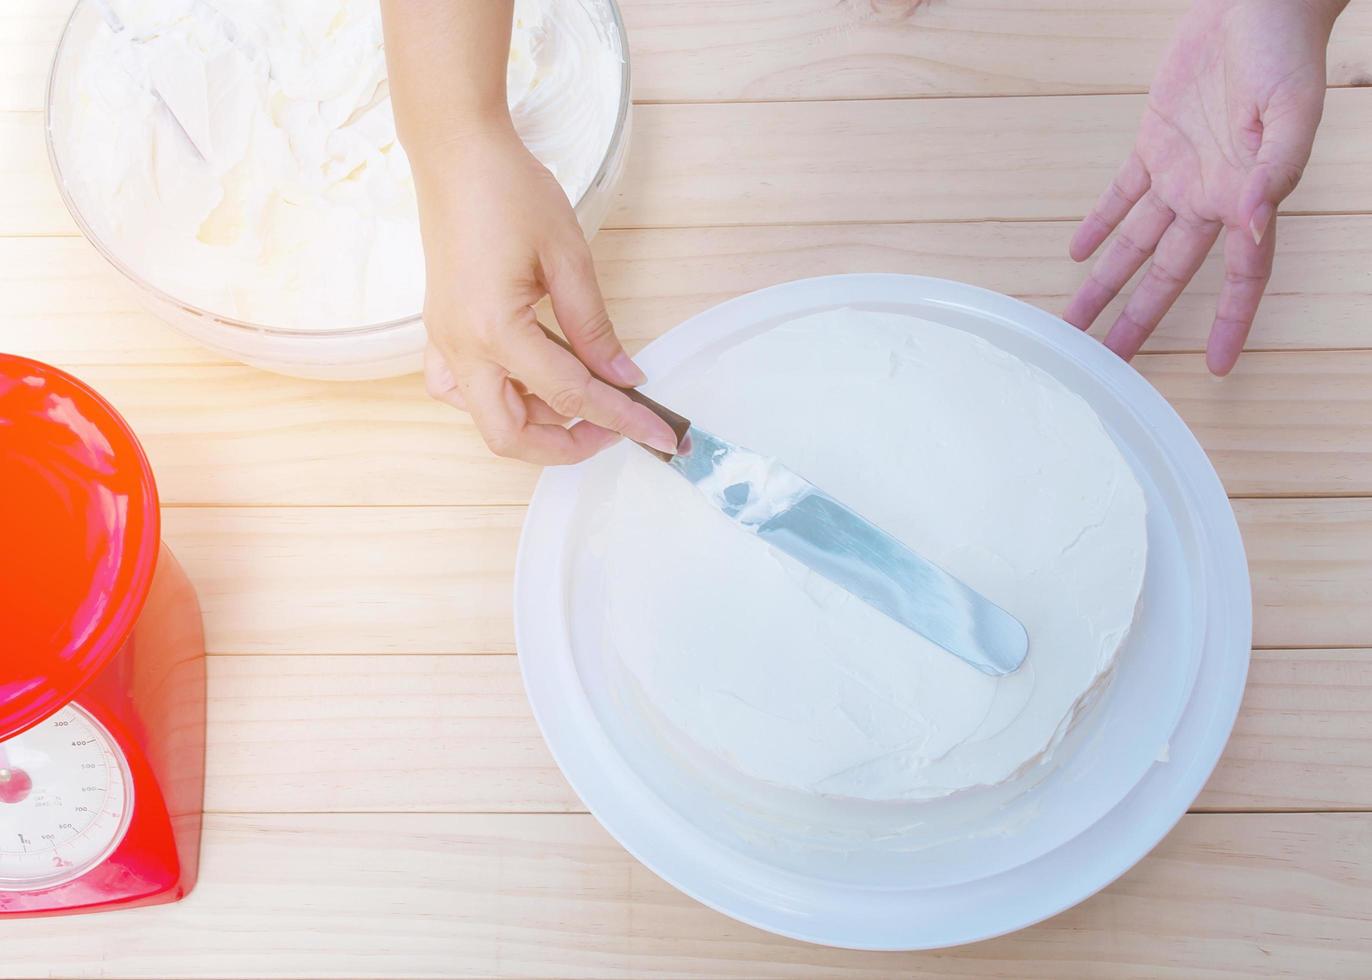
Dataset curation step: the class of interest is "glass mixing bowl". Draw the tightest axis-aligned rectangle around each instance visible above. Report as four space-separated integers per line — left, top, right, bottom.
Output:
45 0 633 380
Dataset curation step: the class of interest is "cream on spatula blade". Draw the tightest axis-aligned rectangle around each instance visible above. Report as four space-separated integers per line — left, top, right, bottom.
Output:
618 379 1030 676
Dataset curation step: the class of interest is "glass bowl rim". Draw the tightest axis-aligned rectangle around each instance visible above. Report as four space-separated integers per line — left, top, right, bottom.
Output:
43 0 633 340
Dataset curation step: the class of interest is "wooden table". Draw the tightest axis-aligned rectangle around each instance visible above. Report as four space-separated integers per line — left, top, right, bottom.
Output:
4 2 1372 976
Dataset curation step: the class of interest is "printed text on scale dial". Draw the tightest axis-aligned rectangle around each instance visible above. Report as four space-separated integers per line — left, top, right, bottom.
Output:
0 704 133 889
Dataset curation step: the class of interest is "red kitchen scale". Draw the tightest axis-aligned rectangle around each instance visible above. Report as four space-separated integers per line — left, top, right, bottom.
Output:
1 354 206 916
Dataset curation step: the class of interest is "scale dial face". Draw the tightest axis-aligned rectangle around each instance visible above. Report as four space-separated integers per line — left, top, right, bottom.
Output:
0 703 134 891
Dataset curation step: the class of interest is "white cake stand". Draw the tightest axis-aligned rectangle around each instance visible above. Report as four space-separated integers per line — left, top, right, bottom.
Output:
514 274 1251 950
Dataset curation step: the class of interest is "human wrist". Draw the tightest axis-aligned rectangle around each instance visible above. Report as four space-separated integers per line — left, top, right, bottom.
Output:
1206 0 1346 28
1297 0 1350 30
1263 0 1348 29
398 98 517 165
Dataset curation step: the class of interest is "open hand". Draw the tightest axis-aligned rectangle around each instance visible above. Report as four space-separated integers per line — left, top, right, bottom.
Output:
411 126 678 464
1065 0 1344 374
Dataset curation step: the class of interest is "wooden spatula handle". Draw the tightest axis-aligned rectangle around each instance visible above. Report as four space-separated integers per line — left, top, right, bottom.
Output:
541 328 692 460
622 387 692 461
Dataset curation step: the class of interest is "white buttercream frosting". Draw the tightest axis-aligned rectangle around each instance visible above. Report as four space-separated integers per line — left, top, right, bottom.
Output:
51 0 622 330
598 310 1148 802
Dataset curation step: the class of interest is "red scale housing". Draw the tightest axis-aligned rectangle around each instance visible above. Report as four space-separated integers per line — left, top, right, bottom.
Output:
1 354 206 916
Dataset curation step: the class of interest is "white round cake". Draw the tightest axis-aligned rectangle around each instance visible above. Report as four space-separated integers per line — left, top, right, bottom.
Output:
50 0 622 331
598 309 1148 802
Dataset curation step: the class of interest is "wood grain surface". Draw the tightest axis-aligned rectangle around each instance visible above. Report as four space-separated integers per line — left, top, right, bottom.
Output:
2 813 1370 979
4 214 1372 367
146 499 1369 656
3 0 1372 976
10 90 1372 235
8 0 1372 109
622 0 1372 102
6 348 1365 509
195 650 1372 815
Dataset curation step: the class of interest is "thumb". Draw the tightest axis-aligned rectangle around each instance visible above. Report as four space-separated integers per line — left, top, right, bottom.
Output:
542 237 646 388
1240 86 1325 246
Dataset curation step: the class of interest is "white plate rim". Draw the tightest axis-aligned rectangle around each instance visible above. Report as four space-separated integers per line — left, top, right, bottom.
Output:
514 273 1251 950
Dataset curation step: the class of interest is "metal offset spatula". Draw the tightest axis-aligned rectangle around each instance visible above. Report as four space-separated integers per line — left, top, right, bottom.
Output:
617 381 1030 677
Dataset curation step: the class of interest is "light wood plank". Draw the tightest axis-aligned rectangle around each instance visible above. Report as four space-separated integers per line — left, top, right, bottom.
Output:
612 89 1372 228
205 654 580 814
1240 498 1372 650
0 236 222 365
166 499 1372 656
65 347 1372 505
67 365 539 507
0 112 66 235
9 89 1371 236
1198 648 1372 812
1140 352 1372 498
32 349 1372 508
593 215 1372 355
6 1 1372 110
0 0 65 112
6 221 1370 506
624 0 1372 103
162 507 521 656
0 812 1368 978
202 650 1372 815
6 214 1370 368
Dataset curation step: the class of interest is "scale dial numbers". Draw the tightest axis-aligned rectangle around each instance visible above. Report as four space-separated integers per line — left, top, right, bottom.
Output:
0 703 133 891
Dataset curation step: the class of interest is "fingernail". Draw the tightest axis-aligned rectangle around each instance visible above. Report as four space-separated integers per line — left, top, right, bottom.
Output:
1249 204 1274 246
1207 355 1234 380
609 352 647 387
647 429 679 456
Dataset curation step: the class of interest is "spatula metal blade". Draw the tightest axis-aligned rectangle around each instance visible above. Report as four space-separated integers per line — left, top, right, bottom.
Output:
667 425 1029 676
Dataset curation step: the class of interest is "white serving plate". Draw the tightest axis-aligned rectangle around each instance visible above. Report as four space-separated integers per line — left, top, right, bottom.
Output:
515 274 1251 950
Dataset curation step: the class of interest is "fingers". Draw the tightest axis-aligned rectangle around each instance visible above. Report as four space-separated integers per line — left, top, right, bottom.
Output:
427 341 568 424
460 362 621 465
1207 217 1276 377
426 305 675 462
1063 193 1175 332
1239 84 1325 244
1237 81 1325 244
1103 216 1220 360
497 315 679 454
1070 152 1151 262
423 342 467 410
1239 159 1299 248
521 393 570 425
542 237 646 387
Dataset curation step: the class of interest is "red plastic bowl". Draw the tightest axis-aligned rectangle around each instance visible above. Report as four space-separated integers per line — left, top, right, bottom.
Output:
0 355 160 742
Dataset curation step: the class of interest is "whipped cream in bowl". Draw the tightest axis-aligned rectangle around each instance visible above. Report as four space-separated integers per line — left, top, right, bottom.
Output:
45 0 631 378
